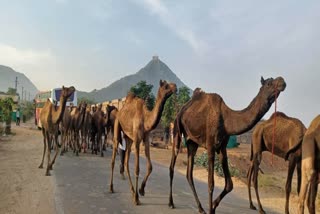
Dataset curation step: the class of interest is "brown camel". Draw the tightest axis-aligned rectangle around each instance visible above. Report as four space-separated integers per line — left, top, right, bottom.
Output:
105 105 118 146
70 101 87 156
81 105 92 153
298 115 320 214
38 86 75 176
109 80 177 205
247 112 306 214
168 76 286 214
91 104 109 157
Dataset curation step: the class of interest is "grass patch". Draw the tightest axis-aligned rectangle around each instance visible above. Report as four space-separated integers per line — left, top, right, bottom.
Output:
195 151 240 177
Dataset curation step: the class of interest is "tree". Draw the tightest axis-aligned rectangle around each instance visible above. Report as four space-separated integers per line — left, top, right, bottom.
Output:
0 97 14 134
129 81 155 110
161 86 191 129
177 86 190 108
78 97 95 105
6 88 18 96
161 93 177 129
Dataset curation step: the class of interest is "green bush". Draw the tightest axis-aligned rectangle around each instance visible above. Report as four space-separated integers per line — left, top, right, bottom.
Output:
195 151 240 177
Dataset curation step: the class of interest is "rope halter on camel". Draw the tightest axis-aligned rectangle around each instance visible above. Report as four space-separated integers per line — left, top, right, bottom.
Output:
272 84 278 165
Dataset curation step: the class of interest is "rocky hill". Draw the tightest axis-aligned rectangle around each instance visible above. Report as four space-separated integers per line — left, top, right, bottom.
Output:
78 56 190 102
0 65 38 100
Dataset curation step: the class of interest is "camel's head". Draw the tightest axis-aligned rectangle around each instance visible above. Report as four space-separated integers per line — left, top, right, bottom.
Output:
97 103 103 111
80 101 87 113
61 86 76 98
260 76 286 104
159 80 177 99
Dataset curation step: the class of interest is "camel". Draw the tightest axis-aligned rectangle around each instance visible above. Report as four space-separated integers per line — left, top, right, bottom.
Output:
70 101 87 156
105 105 118 146
105 105 126 177
168 76 286 214
38 86 75 176
60 106 73 155
247 112 306 214
109 80 177 205
81 106 92 153
91 104 109 157
298 115 320 214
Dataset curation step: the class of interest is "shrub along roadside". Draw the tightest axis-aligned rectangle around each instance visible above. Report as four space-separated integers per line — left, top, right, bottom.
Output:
195 151 240 177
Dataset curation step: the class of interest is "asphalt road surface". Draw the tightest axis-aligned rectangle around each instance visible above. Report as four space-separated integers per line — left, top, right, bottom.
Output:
52 148 280 214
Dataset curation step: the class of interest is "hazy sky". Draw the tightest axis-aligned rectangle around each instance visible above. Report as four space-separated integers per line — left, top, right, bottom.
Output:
0 0 319 125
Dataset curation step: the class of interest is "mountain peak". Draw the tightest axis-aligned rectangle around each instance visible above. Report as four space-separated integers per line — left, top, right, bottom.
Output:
78 56 190 102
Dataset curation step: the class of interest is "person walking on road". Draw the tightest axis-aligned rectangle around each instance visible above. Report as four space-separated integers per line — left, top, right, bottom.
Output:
118 131 126 179
16 108 20 126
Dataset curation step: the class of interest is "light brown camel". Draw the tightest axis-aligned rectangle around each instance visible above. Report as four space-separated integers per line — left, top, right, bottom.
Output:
247 112 306 214
38 86 75 176
60 106 73 155
168 76 286 214
109 80 177 205
298 115 320 214
70 101 87 156
91 104 109 157
105 105 126 177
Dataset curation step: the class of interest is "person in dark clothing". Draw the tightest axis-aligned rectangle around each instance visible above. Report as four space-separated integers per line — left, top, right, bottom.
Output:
118 131 126 179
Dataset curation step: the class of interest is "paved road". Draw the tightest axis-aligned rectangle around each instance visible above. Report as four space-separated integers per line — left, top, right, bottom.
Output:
52 148 280 214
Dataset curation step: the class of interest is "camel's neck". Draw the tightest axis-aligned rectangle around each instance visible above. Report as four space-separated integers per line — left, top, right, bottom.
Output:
222 89 272 135
77 107 86 129
52 95 68 124
144 93 167 132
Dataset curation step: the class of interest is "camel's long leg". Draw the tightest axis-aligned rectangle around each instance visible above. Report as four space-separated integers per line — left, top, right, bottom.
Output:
186 141 205 213
39 128 47 168
50 133 60 170
100 129 104 157
285 154 297 214
252 152 265 214
109 138 118 193
307 172 318 214
298 136 315 214
212 141 233 213
247 160 256 210
74 130 79 156
133 141 141 205
125 140 135 195
45 131 52 176
296 156 302 194
139 134 153 196
168 130 182 209
60 128 66 156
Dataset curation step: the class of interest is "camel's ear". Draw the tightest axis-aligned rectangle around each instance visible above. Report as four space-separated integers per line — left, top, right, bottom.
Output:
260 76 265 85
62 86 65 89
160 80 164 86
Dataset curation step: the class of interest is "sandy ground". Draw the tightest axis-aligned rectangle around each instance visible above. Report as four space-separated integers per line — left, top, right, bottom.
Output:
0 122 318 214
0 122 56 214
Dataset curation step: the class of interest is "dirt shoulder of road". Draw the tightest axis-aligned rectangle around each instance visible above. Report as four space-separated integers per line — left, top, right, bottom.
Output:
0 123 56 214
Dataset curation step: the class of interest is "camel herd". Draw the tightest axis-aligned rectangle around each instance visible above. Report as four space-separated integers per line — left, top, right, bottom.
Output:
38 78 318 214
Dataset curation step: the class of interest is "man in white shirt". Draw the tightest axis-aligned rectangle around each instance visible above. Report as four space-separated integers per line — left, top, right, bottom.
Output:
16 108 20 126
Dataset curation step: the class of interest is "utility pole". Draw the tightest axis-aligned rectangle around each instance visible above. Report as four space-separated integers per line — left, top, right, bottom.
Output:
15 76 18 93
21 86 24 101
